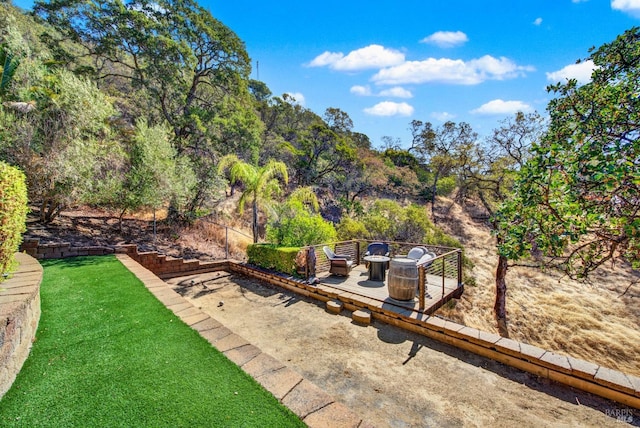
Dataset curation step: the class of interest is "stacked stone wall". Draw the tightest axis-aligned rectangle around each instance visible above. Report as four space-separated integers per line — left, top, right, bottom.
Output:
0 253 42 399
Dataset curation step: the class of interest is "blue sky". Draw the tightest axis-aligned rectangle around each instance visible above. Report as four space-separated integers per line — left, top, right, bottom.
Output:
13 0 640 148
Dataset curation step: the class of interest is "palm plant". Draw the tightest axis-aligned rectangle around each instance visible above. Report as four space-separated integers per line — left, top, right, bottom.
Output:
218 154 288 243
0 44 20 98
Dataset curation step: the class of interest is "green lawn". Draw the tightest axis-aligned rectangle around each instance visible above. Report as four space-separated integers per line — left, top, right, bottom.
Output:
0 256 304 427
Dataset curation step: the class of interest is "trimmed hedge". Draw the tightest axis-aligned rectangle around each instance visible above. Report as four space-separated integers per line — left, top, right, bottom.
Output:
247 244 300 276
0 162 28 280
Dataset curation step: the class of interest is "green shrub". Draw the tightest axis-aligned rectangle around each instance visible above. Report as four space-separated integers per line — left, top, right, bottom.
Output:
436 175 457 196
0 162 28 280
336 217 368 240
266 199 336 247
247 244 300 276
397 204 432 243
423 226 463 249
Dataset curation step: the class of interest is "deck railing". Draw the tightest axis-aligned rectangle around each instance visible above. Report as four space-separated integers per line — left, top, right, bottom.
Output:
300 240 463 311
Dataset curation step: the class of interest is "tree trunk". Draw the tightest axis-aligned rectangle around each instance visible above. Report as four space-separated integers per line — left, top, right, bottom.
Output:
252 198 259 243
495 254 509 337
431 169 440 220
40 199 63 223
118 207 127 233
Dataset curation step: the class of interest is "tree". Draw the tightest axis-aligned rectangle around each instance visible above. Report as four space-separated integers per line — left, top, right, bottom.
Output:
266 187 337 246
94 120 193 229
217 154 288 243
35 0 262 218
408 120 478 217
493 27 640 334
255 100 358 187
1 68 119 222
35 0 251 142
332 148 388 215
460 112 545 216
289 112 357 187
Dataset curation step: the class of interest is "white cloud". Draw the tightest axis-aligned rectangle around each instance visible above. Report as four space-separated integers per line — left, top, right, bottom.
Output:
378 87 413 98
546 60 597 84
420 31 469 48
350 85 372 96
284 92 305 106
471 99 533 115
308 44 405 71
471 99 533 116
350 85 412 98
431 111 456 122
372 55 534 86
533 17 543 25
307 51 343 68
364 101 414 117
612 0 640 17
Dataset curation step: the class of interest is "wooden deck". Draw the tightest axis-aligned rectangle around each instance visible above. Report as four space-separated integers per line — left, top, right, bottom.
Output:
315 264 462 317
225 260 464 338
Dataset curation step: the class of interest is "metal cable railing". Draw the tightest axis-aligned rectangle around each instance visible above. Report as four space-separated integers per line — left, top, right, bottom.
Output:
300 240 463 310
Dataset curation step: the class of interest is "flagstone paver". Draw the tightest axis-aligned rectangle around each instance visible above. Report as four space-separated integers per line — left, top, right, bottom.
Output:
224 344 262 367
191 317 222 332
303 402 363 428
241 352 287 378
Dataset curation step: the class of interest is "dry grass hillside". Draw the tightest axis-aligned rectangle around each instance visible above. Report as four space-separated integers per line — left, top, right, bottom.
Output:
433 197 640 377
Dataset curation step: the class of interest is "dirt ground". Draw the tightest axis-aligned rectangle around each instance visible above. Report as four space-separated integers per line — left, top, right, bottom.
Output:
168 271 638 428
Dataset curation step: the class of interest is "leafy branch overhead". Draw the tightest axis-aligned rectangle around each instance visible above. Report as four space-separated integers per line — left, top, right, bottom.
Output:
493 27 640 328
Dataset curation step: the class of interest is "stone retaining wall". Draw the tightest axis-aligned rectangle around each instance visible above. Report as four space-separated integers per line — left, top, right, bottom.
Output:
20 239 228 280
0 253 42 399
112 244 229 279
21 238 114 259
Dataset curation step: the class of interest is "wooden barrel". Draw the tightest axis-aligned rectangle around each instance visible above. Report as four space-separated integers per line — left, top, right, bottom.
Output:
387 258 418 301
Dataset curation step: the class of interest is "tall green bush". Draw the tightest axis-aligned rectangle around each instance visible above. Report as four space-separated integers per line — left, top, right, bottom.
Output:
353 199 463 248
266 195 336 247
0 162 28 279
336 216 368 241
247 244 300 275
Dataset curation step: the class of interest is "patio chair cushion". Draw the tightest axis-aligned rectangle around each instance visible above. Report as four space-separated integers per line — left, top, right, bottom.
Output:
323 246 350 260
417 250 436 266
364 242 390 257
407 247 427 261
364 242 390 270
323 246 354 276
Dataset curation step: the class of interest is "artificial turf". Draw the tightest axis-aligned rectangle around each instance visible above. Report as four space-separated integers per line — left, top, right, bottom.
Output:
0 255 304 427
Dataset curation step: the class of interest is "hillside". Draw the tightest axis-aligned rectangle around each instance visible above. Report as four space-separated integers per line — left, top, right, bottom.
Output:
24 198 640 379
433 198 640 377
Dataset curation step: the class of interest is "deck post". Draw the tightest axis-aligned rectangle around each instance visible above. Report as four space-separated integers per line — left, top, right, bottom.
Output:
418 266 426 310
442 256 446 299
457 249 463 288
225 226 229 259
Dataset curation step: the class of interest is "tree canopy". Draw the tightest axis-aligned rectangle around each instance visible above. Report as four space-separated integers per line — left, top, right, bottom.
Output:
493 27 640 329
217 154 288 243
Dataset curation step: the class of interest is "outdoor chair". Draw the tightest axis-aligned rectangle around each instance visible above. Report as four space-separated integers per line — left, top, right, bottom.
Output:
323 246 354 276
406 246 426 261
407 246 436 266
406 246 437 285
364 242 390 269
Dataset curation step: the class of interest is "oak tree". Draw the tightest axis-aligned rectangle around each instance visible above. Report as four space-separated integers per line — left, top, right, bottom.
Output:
493 27 640 333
